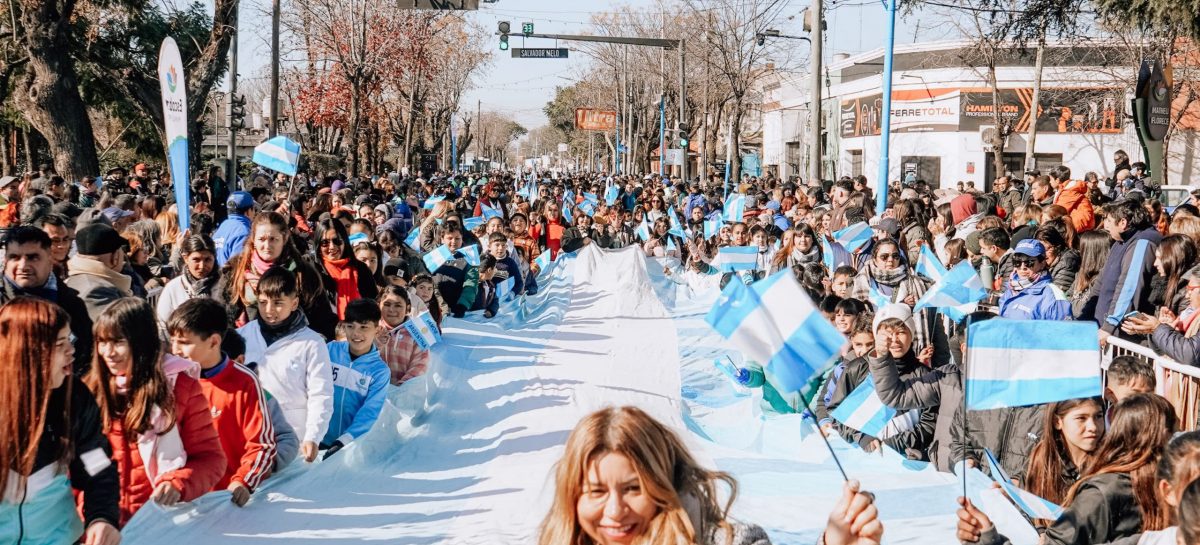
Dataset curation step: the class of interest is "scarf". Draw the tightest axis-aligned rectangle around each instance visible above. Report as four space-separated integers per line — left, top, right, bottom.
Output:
259 309 310 347
322 257 361 318
1009 271 1047 294
791 245 821 265
868 262 908 287
182 267 219 299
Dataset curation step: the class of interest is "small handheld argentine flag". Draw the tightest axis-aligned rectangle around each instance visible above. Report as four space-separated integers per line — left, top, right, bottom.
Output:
496 276 516 301
582 192 599 203
533 249 552 271
604 184 620 206
965 319 1102 410
463 216 486 231
460 244 481 266
983 448 1064 521
480 201 503 220
716 246 759 272
724 193 745 223
829 376 897 439
914 260 988 322
915 243 947 281
563 189 575 204
666 236 678 254
562 202 574 224
422 195 446 210
403 311 442 351
405 227 422 251
705 270 846 393
833 222 873 254
703 218 721 239
635 221 652 242
578 200 597 217
252 136 301 176
867 283 891 310
422 244 454 272
668 208 685 237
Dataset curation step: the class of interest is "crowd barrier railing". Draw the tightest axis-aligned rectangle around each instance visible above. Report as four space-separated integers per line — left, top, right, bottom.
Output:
1104 336 1200 430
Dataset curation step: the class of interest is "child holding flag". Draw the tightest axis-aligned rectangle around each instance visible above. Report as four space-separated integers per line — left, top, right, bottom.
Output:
321 299 390 459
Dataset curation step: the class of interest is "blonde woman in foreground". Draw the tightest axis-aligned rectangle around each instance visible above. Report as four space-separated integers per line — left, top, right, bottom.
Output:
538 406 883 545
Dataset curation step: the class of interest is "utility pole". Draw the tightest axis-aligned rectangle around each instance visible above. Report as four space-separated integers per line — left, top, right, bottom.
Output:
268 0 280 138
1024 43 1045 172
808 0 823 186
678 39 687 183
226 4 239 189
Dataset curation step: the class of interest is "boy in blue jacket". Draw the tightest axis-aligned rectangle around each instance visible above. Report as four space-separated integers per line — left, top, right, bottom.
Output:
486 232 524 296
321 298 391 459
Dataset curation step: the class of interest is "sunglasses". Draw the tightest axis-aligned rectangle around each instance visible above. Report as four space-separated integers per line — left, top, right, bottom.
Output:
1013 257 1041 268
875 252 901 261
320 238 343 247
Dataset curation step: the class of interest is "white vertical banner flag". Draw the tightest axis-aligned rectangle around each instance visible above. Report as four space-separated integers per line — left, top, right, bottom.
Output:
158 37 190 231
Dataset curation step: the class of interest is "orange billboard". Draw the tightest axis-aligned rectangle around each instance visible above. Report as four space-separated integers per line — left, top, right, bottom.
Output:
575 108 617 131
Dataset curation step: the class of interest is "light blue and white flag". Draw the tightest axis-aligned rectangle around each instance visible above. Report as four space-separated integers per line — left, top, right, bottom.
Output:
668 208 685 237
422 195 445 210
914 260 988 321
666 236 678 254
705 270 846 392
422 244 454 272
704 218 721 239
578 200 597 217
405 227 421 251
724 193 745 223
533 249 552 271
867 283 891 310
829 376 898 438
460 244 480 266
252 136 302 177
582 192 599 203
463 216 485 231
403 311 442 351
983 449 1064 521
635 221 652 242
833 222 873 254
562 202 574 224
496 276 516 301
480 201 503 220
604 184 620 206
563 189 575 204
965 319 1102 410
716 246 759 273
915 243 947 282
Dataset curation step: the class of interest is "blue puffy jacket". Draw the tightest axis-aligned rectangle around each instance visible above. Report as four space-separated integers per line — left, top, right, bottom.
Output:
213 214 252 267
322 341 390 447
998 272 1072 321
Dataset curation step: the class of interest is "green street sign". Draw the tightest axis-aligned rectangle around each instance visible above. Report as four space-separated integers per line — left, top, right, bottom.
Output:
522 22 534 35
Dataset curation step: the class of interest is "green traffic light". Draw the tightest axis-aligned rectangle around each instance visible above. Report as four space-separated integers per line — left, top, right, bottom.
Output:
500 35 509 51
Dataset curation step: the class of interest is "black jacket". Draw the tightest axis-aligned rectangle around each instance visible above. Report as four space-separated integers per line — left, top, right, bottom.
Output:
949 404 1045 486
978 472 1142 545
30 380 120 527
0 277 94 376
828 351 936 460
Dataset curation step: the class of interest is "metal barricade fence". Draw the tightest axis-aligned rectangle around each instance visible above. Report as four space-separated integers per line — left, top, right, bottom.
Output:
1104 337 1200 431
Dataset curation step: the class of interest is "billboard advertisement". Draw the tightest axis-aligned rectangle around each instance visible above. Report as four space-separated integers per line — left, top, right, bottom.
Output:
575 108 618 131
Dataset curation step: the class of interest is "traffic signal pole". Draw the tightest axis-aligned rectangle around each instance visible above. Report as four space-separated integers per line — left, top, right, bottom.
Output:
226 6 238 189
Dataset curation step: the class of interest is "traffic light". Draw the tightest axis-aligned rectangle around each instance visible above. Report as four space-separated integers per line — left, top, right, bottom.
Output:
756 33 765 46
522 22 534 36
676 122 690 147
229 94 246 130
498 21 510 50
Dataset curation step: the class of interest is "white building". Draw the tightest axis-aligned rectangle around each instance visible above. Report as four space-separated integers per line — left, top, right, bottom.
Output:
763 39 1200 191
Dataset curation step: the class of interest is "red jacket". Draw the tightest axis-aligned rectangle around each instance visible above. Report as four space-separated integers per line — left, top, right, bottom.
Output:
531 217 565 259
198 358 277 492
1053 180 1095 232
102 369 226 526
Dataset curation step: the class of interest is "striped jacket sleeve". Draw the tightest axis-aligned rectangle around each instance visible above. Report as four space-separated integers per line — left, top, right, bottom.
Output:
1102 239 1156 333
231 363 277 491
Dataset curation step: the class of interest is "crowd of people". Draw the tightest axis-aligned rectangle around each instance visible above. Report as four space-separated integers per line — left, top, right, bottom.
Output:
3 148 1200 545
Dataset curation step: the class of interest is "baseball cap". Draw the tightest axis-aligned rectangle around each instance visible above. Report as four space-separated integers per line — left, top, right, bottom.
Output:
0 176 18 189
101 207 135 224
227 191 255 212
75 224 128 255
1013 239 1046 258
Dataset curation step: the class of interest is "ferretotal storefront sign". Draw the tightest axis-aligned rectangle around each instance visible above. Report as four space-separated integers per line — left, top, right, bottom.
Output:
841 87 1125 138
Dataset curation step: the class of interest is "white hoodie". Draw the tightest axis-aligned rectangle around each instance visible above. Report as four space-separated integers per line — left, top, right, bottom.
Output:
238 320 334 444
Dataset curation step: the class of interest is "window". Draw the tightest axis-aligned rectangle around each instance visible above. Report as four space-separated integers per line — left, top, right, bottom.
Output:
849 150 863 178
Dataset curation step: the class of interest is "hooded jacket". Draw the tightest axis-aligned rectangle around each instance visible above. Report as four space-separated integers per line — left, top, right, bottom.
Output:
322 341 390 447
998 272 1073 321
1054 179 1096 232
1094 226 1161 334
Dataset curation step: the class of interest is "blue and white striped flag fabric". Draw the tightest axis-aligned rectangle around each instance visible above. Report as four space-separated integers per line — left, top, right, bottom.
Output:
716 246 759 272
496 276 516 301
983 449 1064 521
833 222 873 254
666 236 677 254
252 136 302 176
533 249 552 271
405 227 421 251
578 200 597 217
562 202 574 224
403 311 442 351
460 244 480 266
704 218 721 239
582 192 599 203
463 216 485 231
480 201 503 220
1106 239 1154 327
867 283 891 310
913 260 988 321
915 243 947 282
668 208 685 237
563 189 575 204
705 270 846 392
604 184 620 206
724 193 745 223
422 195 445 210
965 319 1102 410
829 376 897 439
635 221 652 242
422 244 454 272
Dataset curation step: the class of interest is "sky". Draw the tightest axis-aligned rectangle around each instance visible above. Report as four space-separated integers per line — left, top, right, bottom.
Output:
233 0 935 130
